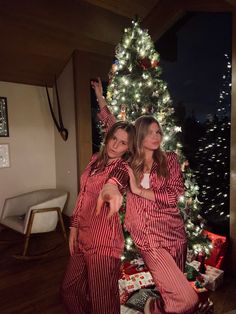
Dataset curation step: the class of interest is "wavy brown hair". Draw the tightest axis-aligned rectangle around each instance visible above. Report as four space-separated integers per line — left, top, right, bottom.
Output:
131 115 168 183
91 121 136 172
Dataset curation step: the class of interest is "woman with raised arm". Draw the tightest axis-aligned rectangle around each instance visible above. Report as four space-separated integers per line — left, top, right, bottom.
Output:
94 78 199 314
60 79 136 314
125 115 199 314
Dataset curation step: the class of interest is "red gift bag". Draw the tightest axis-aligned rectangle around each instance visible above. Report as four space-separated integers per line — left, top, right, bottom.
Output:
203 230 227 269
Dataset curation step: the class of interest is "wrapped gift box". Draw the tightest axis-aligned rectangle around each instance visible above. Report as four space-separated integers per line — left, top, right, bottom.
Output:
119 258 154 296
119 271 154 294
188 260 224 291
120 288 130 305
121 258 148 276
188 260 201 271
120 305 142 313
204 265 224 291
190 281 209 304
186 248 196 263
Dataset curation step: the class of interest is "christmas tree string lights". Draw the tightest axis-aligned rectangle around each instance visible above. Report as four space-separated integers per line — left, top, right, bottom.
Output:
195 54 231 231
105 20 212 259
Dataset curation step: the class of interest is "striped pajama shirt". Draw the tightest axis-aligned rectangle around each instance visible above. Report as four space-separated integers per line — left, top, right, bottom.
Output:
125 153 199 313
61 154 129 314
99 106 199 313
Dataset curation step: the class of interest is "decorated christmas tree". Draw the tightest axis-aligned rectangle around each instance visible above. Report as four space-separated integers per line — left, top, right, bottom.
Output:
195 54 231 233
104 20 211 260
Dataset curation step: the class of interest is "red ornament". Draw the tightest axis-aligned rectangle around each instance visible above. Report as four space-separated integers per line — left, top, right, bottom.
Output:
138 57 151 69
151 59 159 68
119 205 126 213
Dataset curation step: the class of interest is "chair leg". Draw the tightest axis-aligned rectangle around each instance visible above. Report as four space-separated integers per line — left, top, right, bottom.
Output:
12 211 35 259
57 208 67 240
22 211 35 256
13 208 66 260
23 235 30 256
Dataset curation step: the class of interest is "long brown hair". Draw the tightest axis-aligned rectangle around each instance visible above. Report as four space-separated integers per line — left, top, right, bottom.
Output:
91 121 136 171
131 115 168 183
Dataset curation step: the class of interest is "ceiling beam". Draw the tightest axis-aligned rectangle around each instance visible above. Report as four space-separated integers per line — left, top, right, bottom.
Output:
142 0 233 42
142 0 185 41
81 0 158 19
0 0 131 85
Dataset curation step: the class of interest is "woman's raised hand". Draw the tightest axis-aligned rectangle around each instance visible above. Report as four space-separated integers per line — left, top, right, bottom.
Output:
91 77 103 99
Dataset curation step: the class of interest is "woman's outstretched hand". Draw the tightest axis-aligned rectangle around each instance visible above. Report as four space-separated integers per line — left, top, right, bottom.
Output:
96 183 123 219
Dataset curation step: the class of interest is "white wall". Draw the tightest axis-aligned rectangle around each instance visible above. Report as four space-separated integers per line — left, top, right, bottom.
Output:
0 82 56 216
54 59 78 216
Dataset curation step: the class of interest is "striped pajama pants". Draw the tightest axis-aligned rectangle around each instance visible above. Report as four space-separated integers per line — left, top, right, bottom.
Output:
60 249 121 314
140 246 199 314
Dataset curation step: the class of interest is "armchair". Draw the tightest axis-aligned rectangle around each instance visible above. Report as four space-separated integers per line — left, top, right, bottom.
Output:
0 189 68 259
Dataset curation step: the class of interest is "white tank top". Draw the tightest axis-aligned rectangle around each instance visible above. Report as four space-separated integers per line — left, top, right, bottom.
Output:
141 173 150 189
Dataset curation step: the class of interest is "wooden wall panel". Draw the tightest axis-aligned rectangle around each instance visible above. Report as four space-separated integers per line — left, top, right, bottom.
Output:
230 8 236 275
72 50 112 182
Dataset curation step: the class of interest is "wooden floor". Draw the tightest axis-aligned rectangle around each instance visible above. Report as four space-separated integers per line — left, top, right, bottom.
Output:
0 227 236 314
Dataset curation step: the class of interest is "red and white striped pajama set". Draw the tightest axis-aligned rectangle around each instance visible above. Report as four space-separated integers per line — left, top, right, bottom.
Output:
125 153 199 313
61 154 129 314
100 106 199 313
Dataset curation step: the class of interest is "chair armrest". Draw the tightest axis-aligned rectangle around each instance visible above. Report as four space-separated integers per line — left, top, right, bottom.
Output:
23 194 67 232
1 196 29 220
28 194 67 211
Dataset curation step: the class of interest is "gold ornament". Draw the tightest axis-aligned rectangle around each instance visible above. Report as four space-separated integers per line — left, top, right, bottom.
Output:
119 104 126 121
